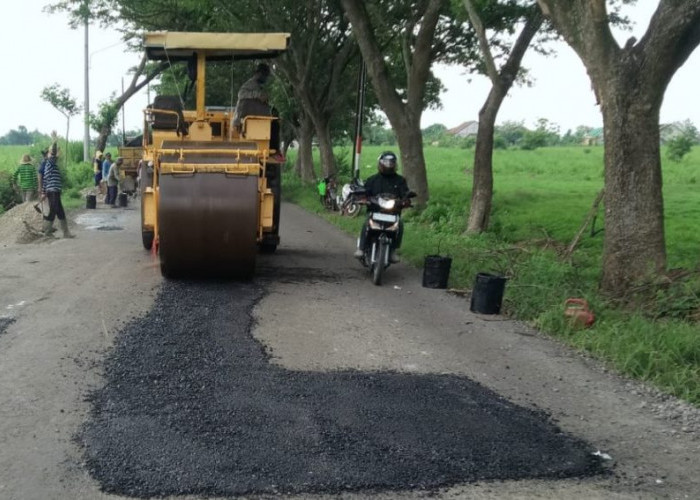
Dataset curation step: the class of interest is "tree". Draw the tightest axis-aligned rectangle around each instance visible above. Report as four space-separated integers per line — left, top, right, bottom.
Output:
0 126 33 146
459 0 544 232
666 123 697 162
47 0 168 154
91 54 168 152
537 0 700 297
340 0 472 206
40 84 81 167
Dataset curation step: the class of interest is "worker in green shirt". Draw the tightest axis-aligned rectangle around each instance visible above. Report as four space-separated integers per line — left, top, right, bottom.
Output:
13 154 39 202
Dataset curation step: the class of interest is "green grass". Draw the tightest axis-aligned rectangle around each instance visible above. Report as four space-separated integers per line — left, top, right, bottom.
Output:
283 143 700 405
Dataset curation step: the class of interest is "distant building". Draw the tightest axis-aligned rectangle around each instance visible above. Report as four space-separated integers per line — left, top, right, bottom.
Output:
582 127 604 146
447 121 479 138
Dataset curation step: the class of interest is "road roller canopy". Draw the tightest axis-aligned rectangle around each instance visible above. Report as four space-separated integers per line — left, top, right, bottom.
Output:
144 31 290 61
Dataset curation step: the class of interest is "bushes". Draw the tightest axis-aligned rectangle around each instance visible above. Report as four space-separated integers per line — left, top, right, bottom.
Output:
0 171 19 213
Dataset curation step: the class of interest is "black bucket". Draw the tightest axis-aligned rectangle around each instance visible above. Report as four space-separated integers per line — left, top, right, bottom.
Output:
86 194 96 209
470 273 507 314
422 255 452 289
118 193 128 207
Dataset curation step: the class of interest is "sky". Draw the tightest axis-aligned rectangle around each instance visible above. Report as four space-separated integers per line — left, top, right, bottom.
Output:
1 0 698 142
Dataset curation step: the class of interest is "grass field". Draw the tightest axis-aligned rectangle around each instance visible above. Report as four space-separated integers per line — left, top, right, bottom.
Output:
283 144 700 405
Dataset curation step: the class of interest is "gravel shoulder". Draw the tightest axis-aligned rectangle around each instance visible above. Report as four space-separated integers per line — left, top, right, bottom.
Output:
0 201 697 500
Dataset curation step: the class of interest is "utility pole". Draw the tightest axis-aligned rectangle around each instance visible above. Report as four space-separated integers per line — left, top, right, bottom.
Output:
83 16 90 162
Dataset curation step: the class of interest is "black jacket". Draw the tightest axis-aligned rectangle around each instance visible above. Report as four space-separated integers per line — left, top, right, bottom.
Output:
363 172 410 201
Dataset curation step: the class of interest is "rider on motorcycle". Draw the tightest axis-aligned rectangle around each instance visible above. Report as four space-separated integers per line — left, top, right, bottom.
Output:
353 151 410 263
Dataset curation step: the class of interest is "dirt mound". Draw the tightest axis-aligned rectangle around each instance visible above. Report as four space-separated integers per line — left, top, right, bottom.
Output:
0 202 49 245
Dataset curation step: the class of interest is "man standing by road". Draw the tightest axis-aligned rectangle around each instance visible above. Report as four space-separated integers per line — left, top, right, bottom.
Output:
38 131 74 238
13 154 39 202
101 152 113 202
93 150 104 195
106 157 122 207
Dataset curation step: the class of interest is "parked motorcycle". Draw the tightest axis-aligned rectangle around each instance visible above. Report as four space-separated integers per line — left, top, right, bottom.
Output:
358 191 416 285
317 175 339 211
339 178 366 217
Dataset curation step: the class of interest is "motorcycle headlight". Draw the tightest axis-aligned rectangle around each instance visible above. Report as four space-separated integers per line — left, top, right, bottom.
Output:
378 198 396 210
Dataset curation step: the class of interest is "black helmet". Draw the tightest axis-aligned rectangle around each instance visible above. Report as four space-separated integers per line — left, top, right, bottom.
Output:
377 151 397 175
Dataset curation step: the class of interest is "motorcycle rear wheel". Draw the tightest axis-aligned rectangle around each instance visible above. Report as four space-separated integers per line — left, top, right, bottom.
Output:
344 202 360 217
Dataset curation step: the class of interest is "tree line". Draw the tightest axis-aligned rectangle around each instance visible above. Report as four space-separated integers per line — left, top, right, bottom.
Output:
46 0 700 299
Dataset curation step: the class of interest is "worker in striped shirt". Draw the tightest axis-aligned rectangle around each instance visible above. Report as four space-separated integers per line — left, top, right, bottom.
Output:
38 131 74 238
13 154 39 202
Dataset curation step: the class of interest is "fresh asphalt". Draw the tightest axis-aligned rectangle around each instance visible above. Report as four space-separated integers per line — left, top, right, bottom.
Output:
80 279 604 498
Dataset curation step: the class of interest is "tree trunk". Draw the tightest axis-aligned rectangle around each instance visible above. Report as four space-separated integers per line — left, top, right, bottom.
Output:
315 120 336 177
393 116 429 202
296 116 315 183
467 85 505 233
96 123 111 154
600 85 666 295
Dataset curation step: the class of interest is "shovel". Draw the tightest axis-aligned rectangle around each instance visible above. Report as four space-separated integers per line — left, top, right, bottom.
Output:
33 198 44 215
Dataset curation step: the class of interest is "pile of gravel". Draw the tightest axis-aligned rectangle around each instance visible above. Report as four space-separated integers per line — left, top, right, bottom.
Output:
0 202 46 245
81 280 605 498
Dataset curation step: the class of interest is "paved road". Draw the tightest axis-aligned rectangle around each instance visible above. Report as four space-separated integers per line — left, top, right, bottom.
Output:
0 202 697 499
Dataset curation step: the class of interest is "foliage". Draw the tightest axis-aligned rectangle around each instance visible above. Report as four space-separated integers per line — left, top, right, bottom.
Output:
0 126 51 146
496 120 528 147
40 84 81 119
667 134 695 163
0 171 18 213
90 95 120 136
666 122 698 163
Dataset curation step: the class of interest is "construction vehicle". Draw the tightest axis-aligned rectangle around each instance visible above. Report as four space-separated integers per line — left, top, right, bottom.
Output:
117 137 142 194
139 31 290 278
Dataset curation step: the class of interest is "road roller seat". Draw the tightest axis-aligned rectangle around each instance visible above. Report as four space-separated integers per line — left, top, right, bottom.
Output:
151 95 189 136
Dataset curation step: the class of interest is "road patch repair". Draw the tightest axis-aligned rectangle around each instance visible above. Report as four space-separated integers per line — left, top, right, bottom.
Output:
80 281 606 497
0 316 15 337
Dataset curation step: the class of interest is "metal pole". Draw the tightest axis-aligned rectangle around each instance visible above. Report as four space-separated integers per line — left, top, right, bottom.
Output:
121 77 126 144
83 18 90 162
351 62 367 180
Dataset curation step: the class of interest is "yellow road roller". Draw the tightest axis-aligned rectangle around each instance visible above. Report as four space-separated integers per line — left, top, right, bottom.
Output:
139 32 290 278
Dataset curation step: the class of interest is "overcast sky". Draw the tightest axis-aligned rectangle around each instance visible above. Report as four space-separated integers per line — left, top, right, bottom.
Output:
1 0 698 141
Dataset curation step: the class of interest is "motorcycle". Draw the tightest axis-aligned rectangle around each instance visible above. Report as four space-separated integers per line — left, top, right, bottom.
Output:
359 191 416 286
339 178 366 217
317 175 339 211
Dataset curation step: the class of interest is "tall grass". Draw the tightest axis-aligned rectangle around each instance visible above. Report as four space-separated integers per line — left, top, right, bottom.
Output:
283 144 700 405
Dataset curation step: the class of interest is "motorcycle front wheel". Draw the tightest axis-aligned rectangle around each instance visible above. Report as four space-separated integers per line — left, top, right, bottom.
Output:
372 242 388 286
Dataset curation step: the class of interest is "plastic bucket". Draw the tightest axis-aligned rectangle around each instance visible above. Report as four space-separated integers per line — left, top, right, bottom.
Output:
422 255 452 289
118 193 128 207
85 194 96 209
470 272 507 314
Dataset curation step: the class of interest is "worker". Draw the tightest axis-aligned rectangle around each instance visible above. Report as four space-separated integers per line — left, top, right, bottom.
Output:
233 63 283 161
13 154 39 202
353 151 410 263
93 150 104 194
106 157 122 207
101 152 113 202
38 131 74 238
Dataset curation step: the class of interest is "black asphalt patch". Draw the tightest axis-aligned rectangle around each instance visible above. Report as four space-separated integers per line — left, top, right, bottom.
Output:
80 281 605 497
0 316 15 337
